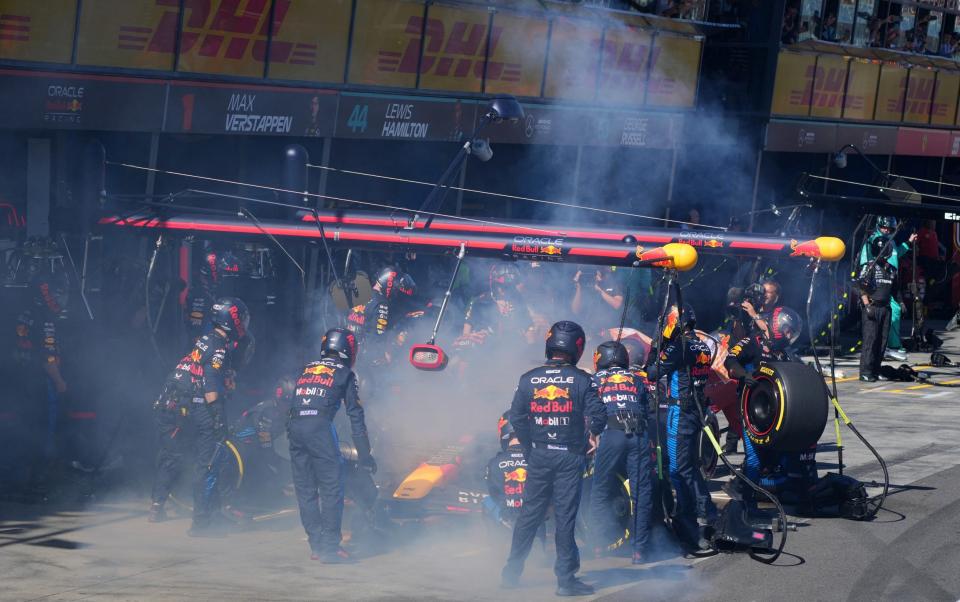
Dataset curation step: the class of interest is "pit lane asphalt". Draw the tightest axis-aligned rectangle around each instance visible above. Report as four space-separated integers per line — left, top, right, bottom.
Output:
4 334 960 601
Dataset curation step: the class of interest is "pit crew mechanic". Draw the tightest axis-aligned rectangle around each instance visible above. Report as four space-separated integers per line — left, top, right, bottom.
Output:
644 303 716 551
483 413 546 549
346 265 416 363
288 328 376 563
589 341 653 564
149 297 251 534
723 306 817 504
501 321 606 597
856 238 897 383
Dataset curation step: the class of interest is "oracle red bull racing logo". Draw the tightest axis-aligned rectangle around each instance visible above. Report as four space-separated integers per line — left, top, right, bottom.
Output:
789 239 822 259
531 385 572 413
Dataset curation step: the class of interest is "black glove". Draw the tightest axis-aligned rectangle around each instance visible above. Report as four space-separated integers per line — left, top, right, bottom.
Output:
208 400 227 440
863 304 877 320
360 455 378 475
742 376 758 389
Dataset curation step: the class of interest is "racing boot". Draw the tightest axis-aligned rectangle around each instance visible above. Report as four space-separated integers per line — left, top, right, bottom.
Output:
556 578 594 597
312 547 353 564
722 434 740 455
148 502 167 523
631 551 646 565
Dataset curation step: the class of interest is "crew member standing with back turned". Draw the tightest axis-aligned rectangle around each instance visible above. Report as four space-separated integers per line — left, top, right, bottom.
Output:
501 321 606 597
288 328 376 563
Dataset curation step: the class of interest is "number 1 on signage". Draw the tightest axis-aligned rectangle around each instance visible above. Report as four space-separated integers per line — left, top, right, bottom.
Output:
347 104 369 134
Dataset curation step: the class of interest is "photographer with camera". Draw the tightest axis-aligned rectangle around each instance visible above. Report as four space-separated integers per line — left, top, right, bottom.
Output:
739 279 781 341
589 341 653 564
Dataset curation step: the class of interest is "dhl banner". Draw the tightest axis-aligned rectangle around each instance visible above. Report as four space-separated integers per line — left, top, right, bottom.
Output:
770 52 816 116
265 0 351 84
597 25 654 105
932 71 959 126
76 0 175 70
542 17 603 102
873 64 907 122
484 11 548 97
348 0 422 89
903 68 937 124
809 54 847 120
842 60 879 121
0 0 76 64
646 34 700 108
416 3 489 93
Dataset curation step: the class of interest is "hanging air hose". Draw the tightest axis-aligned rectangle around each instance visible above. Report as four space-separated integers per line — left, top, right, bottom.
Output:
671 279 789 563
144 233 167 363
808 260 889 520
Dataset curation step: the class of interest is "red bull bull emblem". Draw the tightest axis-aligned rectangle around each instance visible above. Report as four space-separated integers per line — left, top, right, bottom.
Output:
533 385 570 401
542 245 562 256
504 467 527 483
606 373 634 385
305 364 336 376
696 352 711 366
789 239 822 259
705 239 723 248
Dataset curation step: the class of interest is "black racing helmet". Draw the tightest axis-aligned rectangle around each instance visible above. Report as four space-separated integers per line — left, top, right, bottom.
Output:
593 341 630 371
876 216 898 232
210 297 250 340
545 320 586 363
869 236 893 263
497 411 516 451
275 375 296 403
768 306 802 350
489 263 521 300
662 302 696 341
321 327 358 366
375 266 416 300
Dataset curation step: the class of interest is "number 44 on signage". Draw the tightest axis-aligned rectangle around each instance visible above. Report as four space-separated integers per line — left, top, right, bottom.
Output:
348 104 369 134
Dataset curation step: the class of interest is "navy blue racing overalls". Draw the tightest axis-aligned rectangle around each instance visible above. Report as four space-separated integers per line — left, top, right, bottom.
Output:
589 366 653 556
288 356 372 556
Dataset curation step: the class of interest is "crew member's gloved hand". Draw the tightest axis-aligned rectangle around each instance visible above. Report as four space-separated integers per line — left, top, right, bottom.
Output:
863 304 877 320
742 376 758 389
208 400 227 440
360 455 378 475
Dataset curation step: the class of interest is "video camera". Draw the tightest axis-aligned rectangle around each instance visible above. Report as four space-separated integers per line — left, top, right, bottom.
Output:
726 282 765 322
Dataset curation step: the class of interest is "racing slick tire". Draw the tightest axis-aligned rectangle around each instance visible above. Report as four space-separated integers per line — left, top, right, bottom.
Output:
741 361 828 451
169 439 244 511
699 411 720 480
577 463 632 553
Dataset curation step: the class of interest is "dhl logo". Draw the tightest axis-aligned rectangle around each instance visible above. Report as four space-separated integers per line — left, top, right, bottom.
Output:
0 13 31 43
504 467 527 483
888 76 940 116
533 385 569 401
304 364 335 376
378 16 520 82
120 0 317 66
599 36 661 92
606 373 634 385
789 65 863 110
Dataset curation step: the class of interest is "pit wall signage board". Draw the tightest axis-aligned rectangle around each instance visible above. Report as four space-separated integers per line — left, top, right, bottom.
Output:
166 82 338 137
484 104 679 149
0 0 77 64
765 119 960 157
0 0 702 110
0 69 166 131
334 93 478 142
77 0 352 81
771 49 960 126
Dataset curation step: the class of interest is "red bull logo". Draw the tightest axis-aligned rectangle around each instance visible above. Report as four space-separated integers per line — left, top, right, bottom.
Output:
696 352 711 366
705 239 723 248
304 364 336 376
606 373 634 385
542 245 562 256
789 239 821 259
504 467 527 483
533 385 569 401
